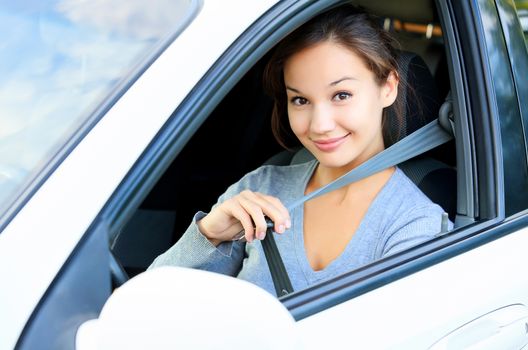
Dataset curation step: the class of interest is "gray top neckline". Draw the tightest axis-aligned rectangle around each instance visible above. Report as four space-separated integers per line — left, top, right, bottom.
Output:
292 160 400 282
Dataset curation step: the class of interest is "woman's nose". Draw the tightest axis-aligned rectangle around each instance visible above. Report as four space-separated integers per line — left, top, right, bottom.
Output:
310 103 336 134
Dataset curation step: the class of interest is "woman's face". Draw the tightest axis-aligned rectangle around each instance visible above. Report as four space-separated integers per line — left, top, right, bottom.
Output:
283 40 398 171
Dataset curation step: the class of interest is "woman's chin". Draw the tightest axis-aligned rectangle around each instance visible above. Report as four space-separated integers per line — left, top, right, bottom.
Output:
315 154 361 171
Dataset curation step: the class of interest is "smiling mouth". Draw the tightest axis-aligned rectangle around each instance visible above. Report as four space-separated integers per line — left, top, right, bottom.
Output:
312 133 350 151
313 134 349 144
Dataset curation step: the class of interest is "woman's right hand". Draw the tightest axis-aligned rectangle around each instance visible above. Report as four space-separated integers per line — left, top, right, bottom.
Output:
197 190 291 245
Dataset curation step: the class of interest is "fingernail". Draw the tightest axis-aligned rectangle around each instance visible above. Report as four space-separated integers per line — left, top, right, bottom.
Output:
258 231 266 240
278 225 285 233
285 220 291 229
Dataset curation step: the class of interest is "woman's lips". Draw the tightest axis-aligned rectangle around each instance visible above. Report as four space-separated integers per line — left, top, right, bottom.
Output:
312 134 350 152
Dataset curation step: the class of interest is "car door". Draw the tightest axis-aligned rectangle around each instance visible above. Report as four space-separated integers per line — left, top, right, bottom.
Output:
291 0 528 348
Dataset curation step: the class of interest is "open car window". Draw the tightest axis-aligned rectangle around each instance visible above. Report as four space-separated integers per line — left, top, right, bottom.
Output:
105 0 498 317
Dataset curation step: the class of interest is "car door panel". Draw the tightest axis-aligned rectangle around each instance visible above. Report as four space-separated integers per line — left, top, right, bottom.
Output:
429 304 528 350
297 219 528 349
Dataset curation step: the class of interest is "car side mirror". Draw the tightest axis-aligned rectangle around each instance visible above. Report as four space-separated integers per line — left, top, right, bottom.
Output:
76 266 301 349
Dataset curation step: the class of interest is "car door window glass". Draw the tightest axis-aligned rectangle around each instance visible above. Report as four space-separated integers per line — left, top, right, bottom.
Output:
0 0 196 225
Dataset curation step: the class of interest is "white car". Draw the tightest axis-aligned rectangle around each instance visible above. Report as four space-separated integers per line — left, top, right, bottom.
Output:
2 0 528 349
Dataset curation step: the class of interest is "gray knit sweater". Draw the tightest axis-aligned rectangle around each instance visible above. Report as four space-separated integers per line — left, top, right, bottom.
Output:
149 160 449 296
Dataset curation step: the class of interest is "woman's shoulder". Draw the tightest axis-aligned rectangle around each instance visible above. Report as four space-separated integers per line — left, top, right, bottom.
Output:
242 160 316 182
374 167 445 220
390 167 437 206
375 167 451 256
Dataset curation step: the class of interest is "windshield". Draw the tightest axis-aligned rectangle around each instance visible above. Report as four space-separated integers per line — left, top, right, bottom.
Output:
0 0 197 224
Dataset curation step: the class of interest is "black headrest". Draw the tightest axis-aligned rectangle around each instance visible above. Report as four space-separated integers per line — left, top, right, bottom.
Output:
385 51 442 146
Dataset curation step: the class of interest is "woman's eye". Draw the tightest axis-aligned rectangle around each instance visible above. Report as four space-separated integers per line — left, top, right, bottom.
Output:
291 96 308 106
333 92 352 101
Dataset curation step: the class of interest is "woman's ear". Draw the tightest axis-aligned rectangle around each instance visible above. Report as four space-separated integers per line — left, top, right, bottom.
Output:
381 71 399 108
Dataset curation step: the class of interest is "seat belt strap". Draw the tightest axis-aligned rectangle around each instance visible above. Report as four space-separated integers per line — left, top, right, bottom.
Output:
286 119 453 210
262 218 294 296
262 119 453 297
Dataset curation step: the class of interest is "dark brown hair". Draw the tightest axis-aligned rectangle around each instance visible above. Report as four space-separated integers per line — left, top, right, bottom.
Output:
263 5 406 149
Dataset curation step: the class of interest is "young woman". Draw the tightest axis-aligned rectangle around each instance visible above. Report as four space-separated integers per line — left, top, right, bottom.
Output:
150 5 448 296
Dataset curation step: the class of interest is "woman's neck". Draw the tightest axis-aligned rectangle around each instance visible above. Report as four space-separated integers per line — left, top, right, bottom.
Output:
306 163 396 200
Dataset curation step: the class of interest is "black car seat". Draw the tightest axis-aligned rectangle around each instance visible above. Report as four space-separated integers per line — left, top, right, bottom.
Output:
265 51 457 221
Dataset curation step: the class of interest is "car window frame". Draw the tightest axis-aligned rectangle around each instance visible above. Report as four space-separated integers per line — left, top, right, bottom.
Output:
497 0 528 178
93 0 510 322
476 0 528 215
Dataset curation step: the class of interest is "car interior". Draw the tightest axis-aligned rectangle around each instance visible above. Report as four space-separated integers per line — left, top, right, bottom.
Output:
110 0 462 281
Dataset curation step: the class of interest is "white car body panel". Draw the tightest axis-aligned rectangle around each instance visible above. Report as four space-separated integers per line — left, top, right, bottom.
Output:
297 222 528 349
0 1 278 348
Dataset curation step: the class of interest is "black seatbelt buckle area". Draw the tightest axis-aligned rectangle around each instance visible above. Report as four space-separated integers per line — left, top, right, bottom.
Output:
232 216 275 242
264 216 275 229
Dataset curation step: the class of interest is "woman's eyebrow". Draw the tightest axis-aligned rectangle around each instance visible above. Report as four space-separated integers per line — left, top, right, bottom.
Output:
286 76 356 93
286 86 301 94
329 76 357 86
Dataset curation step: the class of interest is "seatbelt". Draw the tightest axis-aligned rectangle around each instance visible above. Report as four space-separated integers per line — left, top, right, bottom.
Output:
261 218 294 297
263 119 453 297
